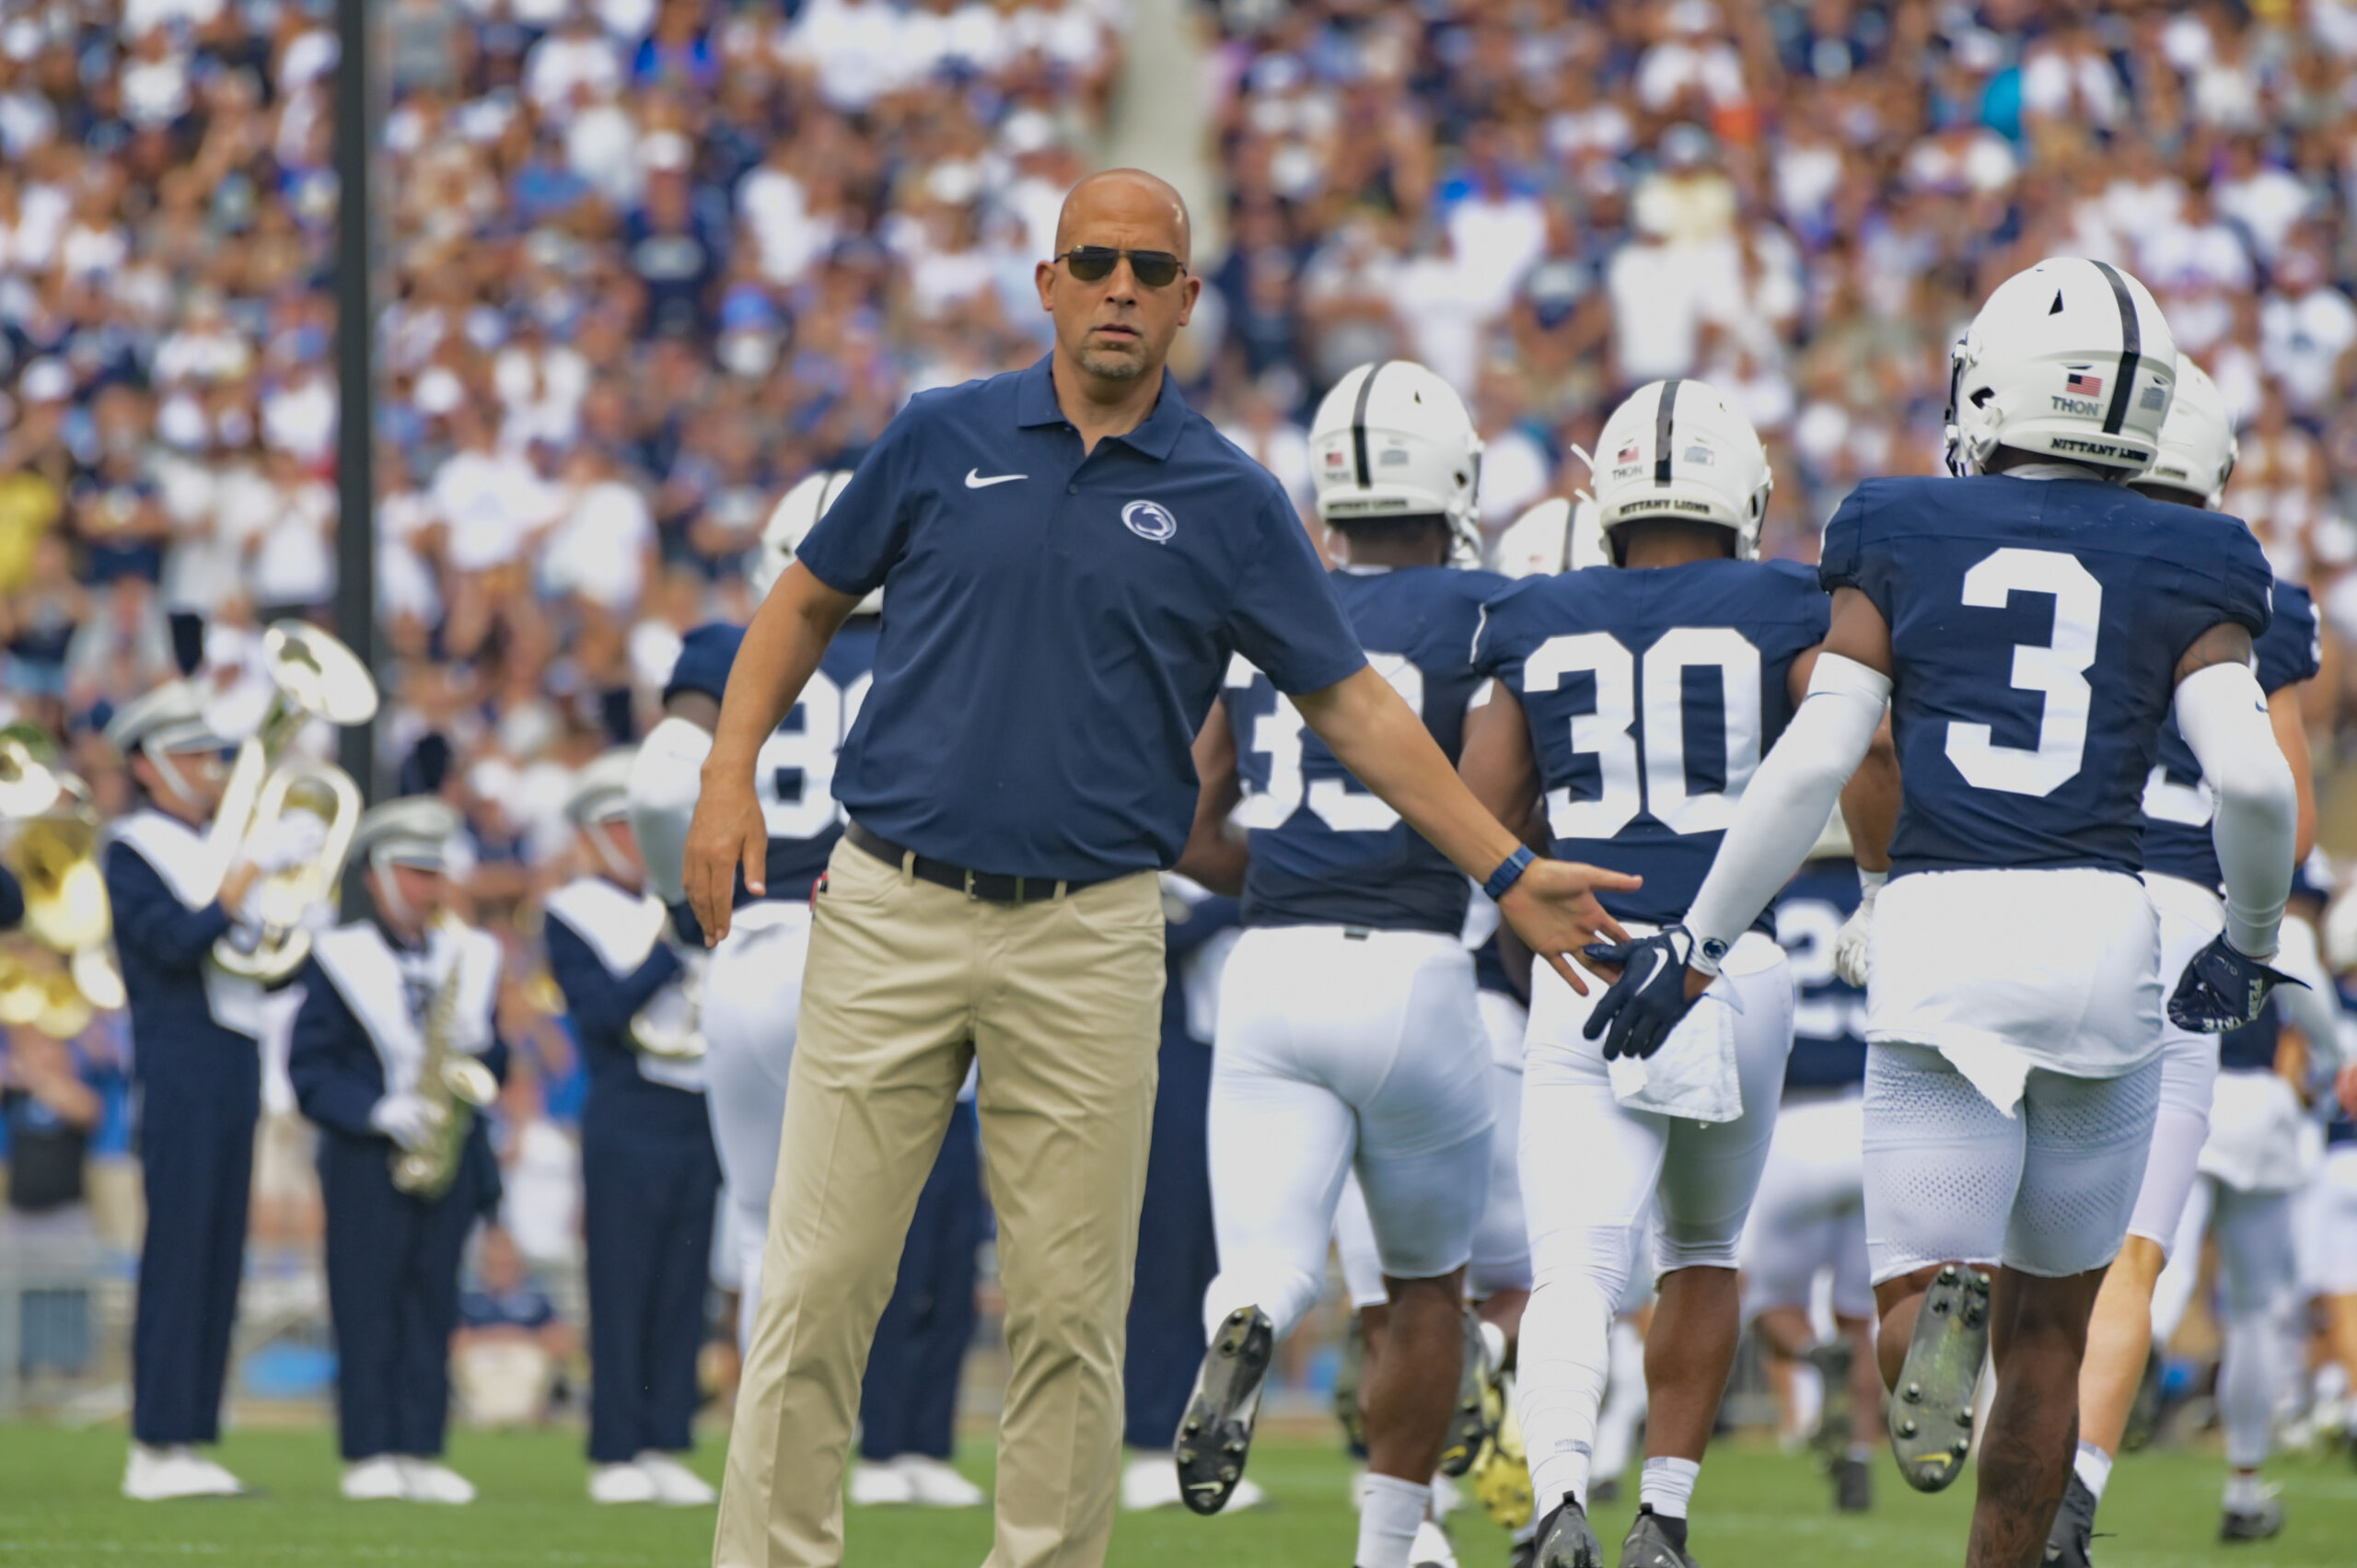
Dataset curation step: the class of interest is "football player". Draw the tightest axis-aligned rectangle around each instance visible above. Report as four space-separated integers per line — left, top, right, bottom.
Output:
2043 354 2326 1561
1747 813 1883 1514
1460 378 1884 1568
1172 359 1504 1568
1580 260 2293 1568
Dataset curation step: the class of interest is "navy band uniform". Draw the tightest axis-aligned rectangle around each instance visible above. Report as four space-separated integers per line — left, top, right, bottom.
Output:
544 750 722 1474
100 686 260 1460
288 798 508 1476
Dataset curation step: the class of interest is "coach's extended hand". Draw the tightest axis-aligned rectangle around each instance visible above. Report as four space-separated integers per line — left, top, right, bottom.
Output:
1295 664 1639 993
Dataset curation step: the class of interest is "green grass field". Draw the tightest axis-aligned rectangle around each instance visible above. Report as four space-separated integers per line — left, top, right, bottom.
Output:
0 1425 2351 1566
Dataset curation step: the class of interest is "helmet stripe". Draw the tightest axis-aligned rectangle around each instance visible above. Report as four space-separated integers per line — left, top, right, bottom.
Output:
1654 378 1681 485
1351 360 1392 489
2089 261 2140 436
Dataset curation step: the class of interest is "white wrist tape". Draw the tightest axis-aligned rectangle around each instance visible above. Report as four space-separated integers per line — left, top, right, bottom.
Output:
2173 660 2295 958
1686 654 1891 956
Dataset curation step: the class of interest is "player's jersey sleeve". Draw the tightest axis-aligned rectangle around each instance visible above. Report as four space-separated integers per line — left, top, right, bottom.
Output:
2151 508 2272 661
2255 581 2319 694
1817 484 1895 620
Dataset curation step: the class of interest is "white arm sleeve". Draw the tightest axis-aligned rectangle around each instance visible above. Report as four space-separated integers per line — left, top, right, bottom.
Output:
2272 913 2343 1079
2174 661 2296 958
627 715 714 908
1685 653 1892 964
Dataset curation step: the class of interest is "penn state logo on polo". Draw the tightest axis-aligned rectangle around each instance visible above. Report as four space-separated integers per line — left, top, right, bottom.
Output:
1121 499 1178 543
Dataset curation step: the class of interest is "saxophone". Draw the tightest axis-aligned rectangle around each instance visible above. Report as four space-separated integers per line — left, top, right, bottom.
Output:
391 919 500 1201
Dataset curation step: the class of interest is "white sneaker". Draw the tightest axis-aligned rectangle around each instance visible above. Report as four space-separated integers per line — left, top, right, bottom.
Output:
399 1458 475 1504
123 1445 243 1501
1121 1452 1182 1511
894 1455 985 1507
847 1460 913 1506
340 1457 407 1502
1411 1518 1460 1568
633 1451 717 1506
589 1463 659 1504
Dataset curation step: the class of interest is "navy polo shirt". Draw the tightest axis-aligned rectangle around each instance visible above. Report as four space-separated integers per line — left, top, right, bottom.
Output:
794 356 1366 881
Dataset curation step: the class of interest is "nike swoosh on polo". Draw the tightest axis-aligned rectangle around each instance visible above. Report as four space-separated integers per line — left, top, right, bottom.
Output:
965 469 1028 489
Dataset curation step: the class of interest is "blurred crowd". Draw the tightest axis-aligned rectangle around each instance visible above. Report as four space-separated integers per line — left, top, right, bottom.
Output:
8 0 2357 1322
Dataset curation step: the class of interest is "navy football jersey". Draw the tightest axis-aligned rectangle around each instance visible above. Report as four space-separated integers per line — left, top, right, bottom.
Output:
1225 567 1501 934
1820 476 2272 877
2143 582 2317 888
1475 558 1830 928
1772 857 1867 1090
757 620 880 899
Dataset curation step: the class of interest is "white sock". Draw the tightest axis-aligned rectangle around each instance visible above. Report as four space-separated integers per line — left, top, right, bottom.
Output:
2223 1470 2265 1511
1639 1456 1701 1520
2073 1441 2113 1502
1355 1473 1429 1568
1518 1275 1616 1508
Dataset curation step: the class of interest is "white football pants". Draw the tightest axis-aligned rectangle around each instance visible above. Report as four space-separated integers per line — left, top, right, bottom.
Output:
2126 874 2228 1252
699 901 811 1355
2156 1174 2298 1469
1202 926 1492 1342
1334 988 1533 1310
1740 1085 1872 1322
1515 930 1794 1509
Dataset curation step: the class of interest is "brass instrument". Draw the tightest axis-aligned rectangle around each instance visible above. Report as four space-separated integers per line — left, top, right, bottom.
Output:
208 622 379 983
0 725 125 1017
390 918 499 1200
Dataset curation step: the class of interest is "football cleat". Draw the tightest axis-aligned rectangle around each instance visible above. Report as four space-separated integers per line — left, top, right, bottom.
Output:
1618 1505 1697 1568
2218 1484 2283 1542
1439 1310 1497 1478
2167 935 2302 1033
1531 1494 1604 1568
1174 1306 1274 1516
1472 1366 1535 1531
1887 1265 1991 1493
2042 1470 2096 1566
1831 1455 1872 1515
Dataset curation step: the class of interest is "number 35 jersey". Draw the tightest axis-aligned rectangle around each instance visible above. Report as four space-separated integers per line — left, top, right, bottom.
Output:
1474 558 1830 929
1819 474 2272 878
1223 565 1504 935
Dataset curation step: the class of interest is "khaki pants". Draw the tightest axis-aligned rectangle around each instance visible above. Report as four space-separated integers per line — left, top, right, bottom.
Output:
714 836 1166 1568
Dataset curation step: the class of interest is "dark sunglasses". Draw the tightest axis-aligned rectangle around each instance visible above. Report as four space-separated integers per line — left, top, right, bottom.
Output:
1055 247 1188 287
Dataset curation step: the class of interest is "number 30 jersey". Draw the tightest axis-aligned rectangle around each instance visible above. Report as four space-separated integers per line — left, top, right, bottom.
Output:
1820 474 2272 878
1223 565 1504 935
1474 557 1829 929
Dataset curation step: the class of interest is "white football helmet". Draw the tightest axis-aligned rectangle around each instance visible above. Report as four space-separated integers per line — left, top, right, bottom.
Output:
1589 379 1771 562
1944 256 2177 479
2130 352 2235 508
1491 495 1610 576
749 470 866 609
1308 360 1484 566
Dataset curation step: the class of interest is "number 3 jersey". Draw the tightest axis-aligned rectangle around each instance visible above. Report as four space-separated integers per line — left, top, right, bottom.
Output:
2142 580 2316 889
1474 557 1830 928
1223 565 1504 935
1819 474 2272 878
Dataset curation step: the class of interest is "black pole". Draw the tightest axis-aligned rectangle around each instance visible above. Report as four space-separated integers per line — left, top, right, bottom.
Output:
332 0 376 807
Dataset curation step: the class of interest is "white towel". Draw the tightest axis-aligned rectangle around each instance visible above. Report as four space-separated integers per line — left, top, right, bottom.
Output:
1608 987 1743 1123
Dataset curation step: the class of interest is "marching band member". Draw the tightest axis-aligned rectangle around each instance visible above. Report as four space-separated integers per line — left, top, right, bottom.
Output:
288 796 505 1504
544 751 721 1506
103 681 269 1501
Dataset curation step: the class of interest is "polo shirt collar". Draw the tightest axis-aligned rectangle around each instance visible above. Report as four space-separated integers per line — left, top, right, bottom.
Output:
1016 355 1189 461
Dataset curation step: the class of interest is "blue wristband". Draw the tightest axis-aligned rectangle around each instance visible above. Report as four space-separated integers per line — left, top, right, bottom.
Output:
1483 845 1536 901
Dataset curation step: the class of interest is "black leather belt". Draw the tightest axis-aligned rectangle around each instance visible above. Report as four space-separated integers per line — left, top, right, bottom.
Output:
845 820 1107 904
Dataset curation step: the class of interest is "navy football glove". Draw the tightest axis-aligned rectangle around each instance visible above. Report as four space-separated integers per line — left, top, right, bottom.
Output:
1581 925 1707 1062
2166 934 2304 1034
